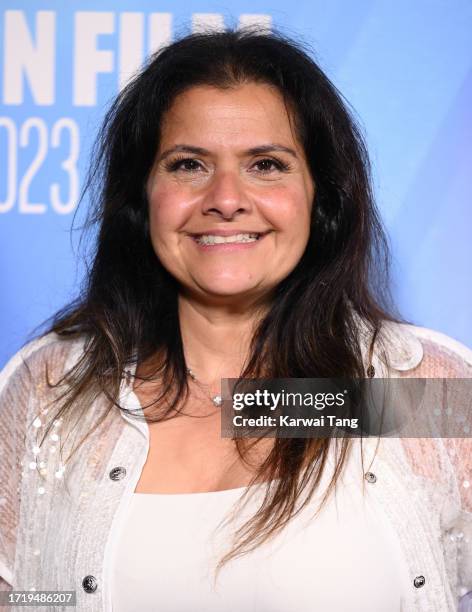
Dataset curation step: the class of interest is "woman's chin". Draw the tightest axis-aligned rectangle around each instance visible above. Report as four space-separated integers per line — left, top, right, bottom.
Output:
191 280 269 302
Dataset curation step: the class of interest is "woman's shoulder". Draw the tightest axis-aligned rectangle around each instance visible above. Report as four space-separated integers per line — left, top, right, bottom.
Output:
0 331 87 397
382 320 472 377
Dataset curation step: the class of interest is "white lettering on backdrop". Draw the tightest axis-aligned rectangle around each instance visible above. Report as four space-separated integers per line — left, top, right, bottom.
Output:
0 10 270 213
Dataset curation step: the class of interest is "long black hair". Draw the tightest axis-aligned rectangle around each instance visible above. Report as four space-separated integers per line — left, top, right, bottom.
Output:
35 25 401 574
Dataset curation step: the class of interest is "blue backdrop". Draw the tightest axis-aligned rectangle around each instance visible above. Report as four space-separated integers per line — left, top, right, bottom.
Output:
1 1 471 367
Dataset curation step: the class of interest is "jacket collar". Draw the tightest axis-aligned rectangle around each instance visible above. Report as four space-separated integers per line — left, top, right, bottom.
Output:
356 315 424 373
114 314 425 438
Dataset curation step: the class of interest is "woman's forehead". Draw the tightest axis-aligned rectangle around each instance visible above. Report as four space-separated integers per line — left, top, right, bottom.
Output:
158 83 301 152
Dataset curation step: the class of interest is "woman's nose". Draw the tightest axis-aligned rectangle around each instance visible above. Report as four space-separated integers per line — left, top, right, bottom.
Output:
201 170 251 219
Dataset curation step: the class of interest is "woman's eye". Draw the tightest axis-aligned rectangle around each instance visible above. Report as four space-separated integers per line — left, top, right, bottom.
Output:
252 158 289 173
164 156 289 174
166 158 203 173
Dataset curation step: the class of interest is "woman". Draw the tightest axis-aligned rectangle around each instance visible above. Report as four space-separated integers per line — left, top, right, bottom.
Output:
0 27 471 612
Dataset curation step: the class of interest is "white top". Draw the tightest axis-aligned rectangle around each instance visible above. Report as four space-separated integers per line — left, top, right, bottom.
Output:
1 324 471 611
111 448 412 611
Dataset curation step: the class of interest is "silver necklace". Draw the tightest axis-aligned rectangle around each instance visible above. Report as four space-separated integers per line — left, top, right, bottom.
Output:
186 367 223 407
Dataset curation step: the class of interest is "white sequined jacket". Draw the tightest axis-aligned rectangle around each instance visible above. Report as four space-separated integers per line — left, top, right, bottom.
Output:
0 321 471 611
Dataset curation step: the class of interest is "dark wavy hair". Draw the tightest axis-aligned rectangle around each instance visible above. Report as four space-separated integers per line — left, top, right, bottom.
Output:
34 25 402 575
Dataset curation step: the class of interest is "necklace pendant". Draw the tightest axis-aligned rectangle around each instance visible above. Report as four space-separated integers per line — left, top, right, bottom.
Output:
212 395 222 407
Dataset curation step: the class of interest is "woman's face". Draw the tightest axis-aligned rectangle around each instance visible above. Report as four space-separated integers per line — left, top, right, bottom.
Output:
146 82 315 306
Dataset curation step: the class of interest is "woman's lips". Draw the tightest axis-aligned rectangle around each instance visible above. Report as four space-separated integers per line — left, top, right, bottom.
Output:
189 231 270 252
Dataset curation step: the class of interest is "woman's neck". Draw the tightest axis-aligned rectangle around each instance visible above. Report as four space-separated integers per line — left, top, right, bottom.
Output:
177 294 268 385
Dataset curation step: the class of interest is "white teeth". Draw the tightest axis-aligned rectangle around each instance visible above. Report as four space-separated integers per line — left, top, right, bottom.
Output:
195 233 260 245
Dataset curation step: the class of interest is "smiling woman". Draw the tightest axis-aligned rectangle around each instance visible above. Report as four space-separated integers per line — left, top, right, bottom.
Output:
146 83 314 302
0 25 471 612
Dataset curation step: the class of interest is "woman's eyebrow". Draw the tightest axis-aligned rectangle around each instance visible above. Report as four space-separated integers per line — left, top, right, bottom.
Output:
248 144 298 158
157 145 207 161
156 143 299 162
